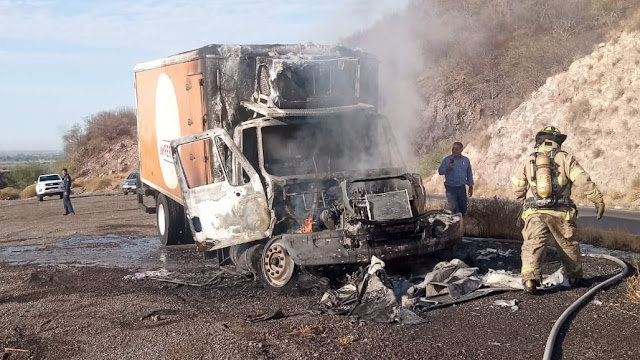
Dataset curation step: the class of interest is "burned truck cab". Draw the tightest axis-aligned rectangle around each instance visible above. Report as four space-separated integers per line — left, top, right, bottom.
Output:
169 45 463 291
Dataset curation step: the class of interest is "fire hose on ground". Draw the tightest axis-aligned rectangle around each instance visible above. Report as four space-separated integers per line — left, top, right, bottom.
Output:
542 253 629 360
466 238 630 360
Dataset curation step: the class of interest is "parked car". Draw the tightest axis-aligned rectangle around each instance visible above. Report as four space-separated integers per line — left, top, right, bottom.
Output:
35 174 64 201
122 172 138 195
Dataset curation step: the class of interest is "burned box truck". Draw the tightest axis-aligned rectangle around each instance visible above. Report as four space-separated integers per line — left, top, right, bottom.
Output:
134 44 463 290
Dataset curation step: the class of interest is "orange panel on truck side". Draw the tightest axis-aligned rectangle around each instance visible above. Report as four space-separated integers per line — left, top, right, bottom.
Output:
135 59 207 204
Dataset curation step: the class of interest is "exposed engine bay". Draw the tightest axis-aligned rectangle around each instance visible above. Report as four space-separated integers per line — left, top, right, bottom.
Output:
267 171 463 266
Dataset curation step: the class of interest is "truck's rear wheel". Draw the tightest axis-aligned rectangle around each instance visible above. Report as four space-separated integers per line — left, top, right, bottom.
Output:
257 238 298 292
37 195 43 201
156 194 184 246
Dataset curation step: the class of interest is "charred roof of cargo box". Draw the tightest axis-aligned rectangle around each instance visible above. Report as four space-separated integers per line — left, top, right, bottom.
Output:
134 43 378 133
133 43 376 72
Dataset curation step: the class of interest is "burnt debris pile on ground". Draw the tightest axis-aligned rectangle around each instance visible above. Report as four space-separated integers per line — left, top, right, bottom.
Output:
314 251 580 325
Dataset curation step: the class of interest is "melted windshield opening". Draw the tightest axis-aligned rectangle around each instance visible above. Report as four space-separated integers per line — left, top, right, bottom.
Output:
261 115 394 176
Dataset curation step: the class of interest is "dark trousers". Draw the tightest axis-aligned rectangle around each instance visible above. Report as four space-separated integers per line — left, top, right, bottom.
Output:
63 193 75 214
445 185 468 215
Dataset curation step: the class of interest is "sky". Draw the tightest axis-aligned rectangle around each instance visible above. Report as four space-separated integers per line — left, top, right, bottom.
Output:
0 0 409 151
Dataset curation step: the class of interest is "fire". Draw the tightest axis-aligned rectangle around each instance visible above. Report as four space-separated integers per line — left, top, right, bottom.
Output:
302 217 313 233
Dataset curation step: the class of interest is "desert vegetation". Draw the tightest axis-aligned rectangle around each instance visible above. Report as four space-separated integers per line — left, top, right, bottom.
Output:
347 0 640 158
626 266 640 304
461 197 640 252
0 107 137 200
63 107 136 161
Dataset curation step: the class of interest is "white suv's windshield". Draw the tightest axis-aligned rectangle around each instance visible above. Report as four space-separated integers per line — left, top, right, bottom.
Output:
39 175 61 182
261 115 394 176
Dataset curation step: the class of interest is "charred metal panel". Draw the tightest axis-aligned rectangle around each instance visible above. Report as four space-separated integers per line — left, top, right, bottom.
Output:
171 128 271 249
279 213 463 266
365 190 412 221
254 57 363 109
240 101 374 118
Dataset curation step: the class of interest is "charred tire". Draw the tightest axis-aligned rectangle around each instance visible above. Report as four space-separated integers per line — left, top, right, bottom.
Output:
178 217 195 244
231 242 265 273
257 238 299 292
156 194 184 246
37 195 43 201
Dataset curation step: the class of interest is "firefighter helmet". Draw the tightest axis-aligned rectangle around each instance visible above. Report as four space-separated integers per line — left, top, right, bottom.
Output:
535 126 567 146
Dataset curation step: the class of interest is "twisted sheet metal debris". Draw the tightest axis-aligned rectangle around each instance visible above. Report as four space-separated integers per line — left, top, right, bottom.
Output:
316 256 580 324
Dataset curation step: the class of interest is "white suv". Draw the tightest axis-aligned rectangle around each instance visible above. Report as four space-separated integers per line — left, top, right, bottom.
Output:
35 174 64 201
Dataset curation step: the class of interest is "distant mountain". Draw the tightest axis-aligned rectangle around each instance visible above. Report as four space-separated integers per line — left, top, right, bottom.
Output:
0 151 63 163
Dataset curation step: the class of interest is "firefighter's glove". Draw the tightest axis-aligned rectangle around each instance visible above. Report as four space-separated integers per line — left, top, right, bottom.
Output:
594 199 605 220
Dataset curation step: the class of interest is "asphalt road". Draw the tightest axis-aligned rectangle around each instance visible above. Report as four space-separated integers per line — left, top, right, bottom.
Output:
427 194 640 235
577 206 640 234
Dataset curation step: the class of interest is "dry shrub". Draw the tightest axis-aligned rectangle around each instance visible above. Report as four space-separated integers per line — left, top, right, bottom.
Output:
469 131 492 152
631 174 640 190
0 187 21 200
626 266 640 304
84 177 114 192
73 177 85 188
577 226 640 252
622 6 640 31
607 190 625 201
591 147 603 159
20 184 36 199
566 98 592 124
464 197 523 240
289 325 325 338
63 107 136 167
418 140 452 177
82 174 127 193
338 335 356 345
427 198 445 210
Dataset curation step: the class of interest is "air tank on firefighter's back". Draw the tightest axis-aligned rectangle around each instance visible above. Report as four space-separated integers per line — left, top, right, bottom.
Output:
535 153 553 198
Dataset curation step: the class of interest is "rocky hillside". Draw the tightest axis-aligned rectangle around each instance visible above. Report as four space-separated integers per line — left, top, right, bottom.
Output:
428 31 640 208
64 108 138 177
345 0 640 158
80 137 138 177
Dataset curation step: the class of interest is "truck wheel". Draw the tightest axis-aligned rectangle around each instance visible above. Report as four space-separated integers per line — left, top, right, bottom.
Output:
179 217 195 244
231 242 265 273
257 238 299 292
59 194 63 199
156 194 184 246
37 195 43 201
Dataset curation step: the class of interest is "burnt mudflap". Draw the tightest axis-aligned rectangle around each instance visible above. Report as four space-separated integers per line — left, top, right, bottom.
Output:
278 211 463 266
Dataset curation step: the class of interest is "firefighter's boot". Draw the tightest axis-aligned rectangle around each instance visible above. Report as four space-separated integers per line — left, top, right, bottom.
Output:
524 280 540 295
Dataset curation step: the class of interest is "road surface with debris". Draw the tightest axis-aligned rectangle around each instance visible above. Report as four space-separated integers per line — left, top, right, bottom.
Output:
0 194 638 359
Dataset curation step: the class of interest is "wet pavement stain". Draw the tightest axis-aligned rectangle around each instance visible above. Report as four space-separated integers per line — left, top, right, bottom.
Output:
0 235 207 270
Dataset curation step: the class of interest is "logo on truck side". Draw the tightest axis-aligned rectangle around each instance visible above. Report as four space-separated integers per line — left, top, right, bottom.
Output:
155 73 181 189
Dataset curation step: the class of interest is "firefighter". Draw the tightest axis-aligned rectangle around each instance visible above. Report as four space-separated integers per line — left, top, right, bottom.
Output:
511 126 605 295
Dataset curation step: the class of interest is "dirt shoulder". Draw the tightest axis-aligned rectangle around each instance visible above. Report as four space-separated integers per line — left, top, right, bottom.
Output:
1 195 639 360
0 193 156 247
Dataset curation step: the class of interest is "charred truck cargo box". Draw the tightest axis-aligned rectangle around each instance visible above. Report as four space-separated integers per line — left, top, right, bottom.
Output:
134 43 463 291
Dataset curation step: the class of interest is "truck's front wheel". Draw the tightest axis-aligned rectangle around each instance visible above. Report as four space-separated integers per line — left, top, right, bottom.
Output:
156 194 184 246
257 238 299 292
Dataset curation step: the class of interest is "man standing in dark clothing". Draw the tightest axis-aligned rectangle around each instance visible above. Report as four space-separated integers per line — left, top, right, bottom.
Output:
438 142 474 216
62 168 75 215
